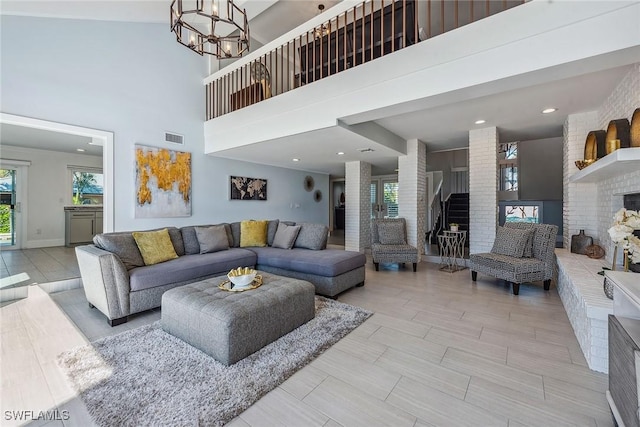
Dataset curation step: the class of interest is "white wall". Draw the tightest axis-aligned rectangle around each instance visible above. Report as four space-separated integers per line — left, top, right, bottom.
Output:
205 1 640 151
0 15 329 236
0 146 101 247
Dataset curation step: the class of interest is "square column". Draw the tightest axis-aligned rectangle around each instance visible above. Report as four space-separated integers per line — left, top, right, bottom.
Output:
345 161 371 252
469 127 498 253
398 139 426 256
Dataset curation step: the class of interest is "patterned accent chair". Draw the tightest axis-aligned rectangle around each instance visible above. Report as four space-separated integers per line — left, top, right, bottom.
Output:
371 218 419 272
470 222 558 295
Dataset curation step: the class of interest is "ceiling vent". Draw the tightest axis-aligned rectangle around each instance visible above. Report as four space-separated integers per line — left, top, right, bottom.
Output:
165 132 184 145
358 148 375 153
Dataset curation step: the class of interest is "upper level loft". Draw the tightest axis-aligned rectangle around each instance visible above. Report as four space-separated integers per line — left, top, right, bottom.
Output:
203 0 640 173
204 0 526 120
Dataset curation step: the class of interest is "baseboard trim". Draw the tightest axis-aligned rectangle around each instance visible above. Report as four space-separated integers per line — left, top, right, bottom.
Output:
24 238 66 248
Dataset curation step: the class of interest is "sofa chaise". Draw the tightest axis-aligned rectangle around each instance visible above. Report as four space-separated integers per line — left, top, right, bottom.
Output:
75 219 366 326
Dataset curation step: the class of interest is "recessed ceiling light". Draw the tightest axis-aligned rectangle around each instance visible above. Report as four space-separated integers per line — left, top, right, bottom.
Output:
76 148 85 152
292 158 300 162
336 152 344 156
542 108 557 114
474 119 486 125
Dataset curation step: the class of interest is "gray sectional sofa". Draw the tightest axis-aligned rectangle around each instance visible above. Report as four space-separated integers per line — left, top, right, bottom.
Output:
75 220 366 326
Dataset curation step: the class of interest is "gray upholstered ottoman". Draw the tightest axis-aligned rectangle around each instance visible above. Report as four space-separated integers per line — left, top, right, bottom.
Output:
161 272 315 365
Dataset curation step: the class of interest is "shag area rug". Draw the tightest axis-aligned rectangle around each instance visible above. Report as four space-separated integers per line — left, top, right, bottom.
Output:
58 297 371 427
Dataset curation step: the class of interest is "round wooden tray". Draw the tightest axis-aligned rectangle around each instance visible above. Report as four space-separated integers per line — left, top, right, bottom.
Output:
583 130 606 160
631 108 640 148
605 118 631 154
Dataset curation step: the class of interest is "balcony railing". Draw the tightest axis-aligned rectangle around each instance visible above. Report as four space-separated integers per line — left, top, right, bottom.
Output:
205 0 525 120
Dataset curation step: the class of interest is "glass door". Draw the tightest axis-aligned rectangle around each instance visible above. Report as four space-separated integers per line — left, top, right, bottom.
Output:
0 169 17 247
371 177 399 218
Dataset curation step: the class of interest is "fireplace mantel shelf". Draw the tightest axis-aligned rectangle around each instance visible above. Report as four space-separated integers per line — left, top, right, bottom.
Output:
570 148 640 183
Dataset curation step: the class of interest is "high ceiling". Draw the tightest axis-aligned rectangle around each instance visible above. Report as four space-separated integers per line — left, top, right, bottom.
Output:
0 124 103 156
0 1 635 176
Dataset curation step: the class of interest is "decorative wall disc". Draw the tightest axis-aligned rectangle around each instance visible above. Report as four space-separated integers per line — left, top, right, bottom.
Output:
314 190 322 202
304 176 314 192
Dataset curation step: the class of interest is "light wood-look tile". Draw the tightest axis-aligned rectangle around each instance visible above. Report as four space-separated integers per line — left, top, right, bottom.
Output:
507 348 608 393
279 365 329 400
310 347 401 400
368 326 446 363
479 327 572 363
386 376 507 427
374 348 470 399
303 376 415 427
1 255 614 426
239 387 329 427
465 376 597 427
441 348 545 400
426 327 508 363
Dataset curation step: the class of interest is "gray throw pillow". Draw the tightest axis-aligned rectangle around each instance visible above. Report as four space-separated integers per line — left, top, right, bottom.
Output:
293 223 328 250
377 222 406 245
272 223 302 249
195 225 230 254
267 219 280 246
181 224 232 254
93 232 144 270
491 226 534 258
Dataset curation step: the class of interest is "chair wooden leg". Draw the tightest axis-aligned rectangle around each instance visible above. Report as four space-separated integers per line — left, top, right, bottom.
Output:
374 262 379 271
544 280 551 291
88 302 95 309
412 263 417 272
511 282 520 295
355 281 365 287
471 271 477 281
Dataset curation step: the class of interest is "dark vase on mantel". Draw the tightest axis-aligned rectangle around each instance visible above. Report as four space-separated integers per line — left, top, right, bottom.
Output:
571 230 593 255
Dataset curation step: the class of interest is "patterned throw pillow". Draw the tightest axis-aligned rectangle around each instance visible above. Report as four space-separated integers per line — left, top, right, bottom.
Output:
490 226 534 258
240 220 268 247
378 221 406 245
132 228 179 265
195 225 230 254
272 223 302 249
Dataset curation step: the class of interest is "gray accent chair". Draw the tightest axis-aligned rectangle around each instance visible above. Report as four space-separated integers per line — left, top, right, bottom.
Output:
371 218 419 272
470 222 558 295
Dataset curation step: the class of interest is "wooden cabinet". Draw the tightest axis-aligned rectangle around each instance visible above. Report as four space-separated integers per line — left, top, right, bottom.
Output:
607 271 640 427
65 207 103 247
297 0 416 85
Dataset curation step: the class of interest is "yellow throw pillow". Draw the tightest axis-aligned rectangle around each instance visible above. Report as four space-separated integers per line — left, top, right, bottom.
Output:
132 228 178 265
240 220 268 247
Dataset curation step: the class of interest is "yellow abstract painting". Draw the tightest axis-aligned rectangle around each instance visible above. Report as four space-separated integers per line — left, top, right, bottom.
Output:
135 144 191 218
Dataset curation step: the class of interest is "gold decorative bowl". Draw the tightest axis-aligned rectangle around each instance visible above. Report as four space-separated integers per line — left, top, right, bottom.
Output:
575 159 596 170
227 267 257 288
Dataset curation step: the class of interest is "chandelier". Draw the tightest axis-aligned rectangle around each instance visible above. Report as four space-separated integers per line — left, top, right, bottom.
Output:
170 0 250 58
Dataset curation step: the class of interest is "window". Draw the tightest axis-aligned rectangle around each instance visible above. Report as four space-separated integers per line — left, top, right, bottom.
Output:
70 167 103 205
383 181 399 218
499 142 518 193
504 205 539 223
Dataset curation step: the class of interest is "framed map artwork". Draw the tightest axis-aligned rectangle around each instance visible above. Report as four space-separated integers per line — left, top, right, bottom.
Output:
230 176 267 201
135 144 191 217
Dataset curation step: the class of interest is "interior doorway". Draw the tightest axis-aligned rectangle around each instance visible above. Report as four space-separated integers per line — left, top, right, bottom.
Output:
0 113 115 240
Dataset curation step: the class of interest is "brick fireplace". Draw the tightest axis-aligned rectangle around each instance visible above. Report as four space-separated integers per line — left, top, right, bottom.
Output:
558 63 640 373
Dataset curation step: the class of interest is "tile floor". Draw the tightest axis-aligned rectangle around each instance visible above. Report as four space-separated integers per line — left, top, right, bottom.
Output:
0 257 614 427
1 247 80 285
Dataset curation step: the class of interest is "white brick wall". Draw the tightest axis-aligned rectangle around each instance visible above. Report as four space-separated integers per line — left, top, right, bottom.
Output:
596 63 640 265
345 161 371 252
556 250 613 373
563 111 599 248
469 127 498 253
399 139 426 256
558 63 640 374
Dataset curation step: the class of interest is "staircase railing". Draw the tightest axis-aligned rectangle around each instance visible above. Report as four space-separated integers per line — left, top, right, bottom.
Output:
204 0 526 120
